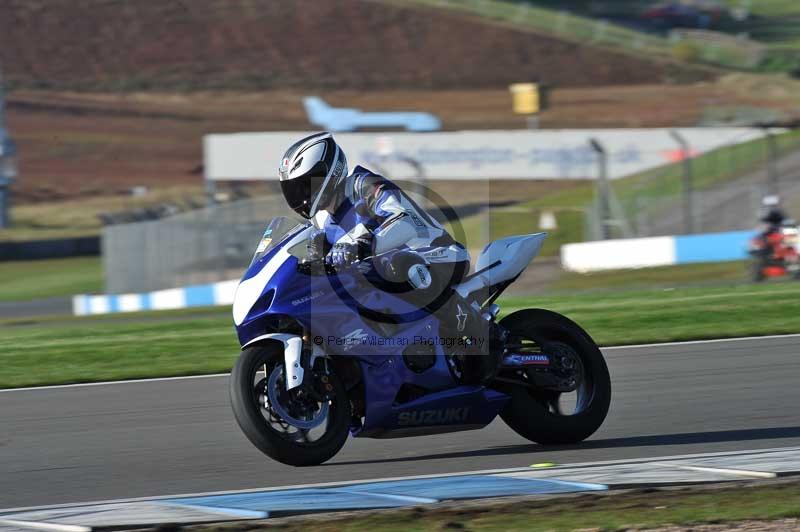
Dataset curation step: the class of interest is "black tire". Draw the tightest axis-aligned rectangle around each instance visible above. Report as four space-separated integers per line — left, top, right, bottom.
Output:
229 343 350 466
498 309 611 445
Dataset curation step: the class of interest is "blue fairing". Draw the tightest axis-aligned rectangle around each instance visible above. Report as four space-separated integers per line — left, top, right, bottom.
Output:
234 222 509 437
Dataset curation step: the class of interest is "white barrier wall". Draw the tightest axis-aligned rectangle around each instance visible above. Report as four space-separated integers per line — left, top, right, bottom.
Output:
561 230 757 272
204 128 776 181
561 236 677 272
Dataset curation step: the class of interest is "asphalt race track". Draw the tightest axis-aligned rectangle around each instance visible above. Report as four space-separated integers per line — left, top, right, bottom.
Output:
2 335 800 509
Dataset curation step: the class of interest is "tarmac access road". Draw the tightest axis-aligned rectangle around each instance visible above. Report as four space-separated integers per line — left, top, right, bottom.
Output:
0 297 71 319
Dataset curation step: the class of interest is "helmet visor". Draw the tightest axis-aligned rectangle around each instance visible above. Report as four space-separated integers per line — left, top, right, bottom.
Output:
280 171 327 219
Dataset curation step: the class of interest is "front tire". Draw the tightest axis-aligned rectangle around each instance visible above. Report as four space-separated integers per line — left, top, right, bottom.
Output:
229 343 350 466
498 309 611 445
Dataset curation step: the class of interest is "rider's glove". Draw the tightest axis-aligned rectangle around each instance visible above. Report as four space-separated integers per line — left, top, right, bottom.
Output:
325 242 361 268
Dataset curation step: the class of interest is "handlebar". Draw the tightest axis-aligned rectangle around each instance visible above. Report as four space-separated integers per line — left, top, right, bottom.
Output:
297 257 366 276
296 258 330 276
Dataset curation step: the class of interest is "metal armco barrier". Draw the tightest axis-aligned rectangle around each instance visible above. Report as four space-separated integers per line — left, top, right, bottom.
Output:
0 235 100 261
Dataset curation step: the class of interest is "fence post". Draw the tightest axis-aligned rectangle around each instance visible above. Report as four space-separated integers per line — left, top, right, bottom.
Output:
669 130 694 234
516 1 531 19
589 138 611 240
593 19 608 42
0 82 17 230
205 176 218 206
762 127 779 195
556 10 568 34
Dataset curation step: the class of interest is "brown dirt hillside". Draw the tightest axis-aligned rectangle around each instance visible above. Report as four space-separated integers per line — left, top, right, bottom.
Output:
9 81 795 203
0 0 709 91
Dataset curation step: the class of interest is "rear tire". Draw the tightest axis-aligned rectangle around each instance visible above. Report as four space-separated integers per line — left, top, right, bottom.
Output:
230 343 350 466
498 309 611 445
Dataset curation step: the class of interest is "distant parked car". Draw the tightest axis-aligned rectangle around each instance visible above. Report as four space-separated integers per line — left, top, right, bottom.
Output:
641 1 725 29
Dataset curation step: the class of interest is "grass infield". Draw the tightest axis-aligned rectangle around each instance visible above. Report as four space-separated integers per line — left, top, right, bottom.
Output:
0 256 102 302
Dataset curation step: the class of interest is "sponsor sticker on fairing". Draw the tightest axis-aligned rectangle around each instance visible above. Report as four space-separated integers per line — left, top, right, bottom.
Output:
505 354 550 366
256 237 272 253
397 407 470 426
256 228 274 253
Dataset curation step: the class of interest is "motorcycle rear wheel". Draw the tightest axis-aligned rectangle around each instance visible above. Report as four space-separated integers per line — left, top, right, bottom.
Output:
229 343 350 466
498 309 611 445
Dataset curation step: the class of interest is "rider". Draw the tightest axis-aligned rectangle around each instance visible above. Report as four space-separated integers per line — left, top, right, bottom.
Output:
277 132 499 382
760 195 787 233
757 195 793 261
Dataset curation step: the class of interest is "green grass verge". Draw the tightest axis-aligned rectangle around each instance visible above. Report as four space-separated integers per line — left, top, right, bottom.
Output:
0 311 237 388
3 279 800 389
720 0 800 49
503 280 800 346
0 256 102 302
203 480 800 532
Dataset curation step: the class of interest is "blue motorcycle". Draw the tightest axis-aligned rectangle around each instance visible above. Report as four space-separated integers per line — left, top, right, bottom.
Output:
230 216 611 466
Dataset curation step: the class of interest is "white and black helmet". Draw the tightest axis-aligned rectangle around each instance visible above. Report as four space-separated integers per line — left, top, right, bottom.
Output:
278 132 348 219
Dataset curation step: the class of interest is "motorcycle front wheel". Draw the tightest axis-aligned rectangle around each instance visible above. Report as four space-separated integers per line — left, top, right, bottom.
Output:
229 343 350 466
498 309 611 445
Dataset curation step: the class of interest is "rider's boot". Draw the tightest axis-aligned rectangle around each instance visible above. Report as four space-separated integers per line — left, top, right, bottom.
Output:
383 252 503 384
437 293 504 385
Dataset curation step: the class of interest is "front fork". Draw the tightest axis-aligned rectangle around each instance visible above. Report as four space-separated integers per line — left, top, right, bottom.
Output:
242 332 319 391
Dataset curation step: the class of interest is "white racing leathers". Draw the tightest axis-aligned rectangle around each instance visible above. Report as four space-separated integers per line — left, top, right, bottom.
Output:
314 165 470 315
313 165 494 382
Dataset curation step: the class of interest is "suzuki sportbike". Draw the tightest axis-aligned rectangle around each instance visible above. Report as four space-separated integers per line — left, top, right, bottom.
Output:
230 216 611 465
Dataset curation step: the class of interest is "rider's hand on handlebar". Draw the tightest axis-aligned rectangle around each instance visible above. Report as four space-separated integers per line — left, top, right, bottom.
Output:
325 242 361 269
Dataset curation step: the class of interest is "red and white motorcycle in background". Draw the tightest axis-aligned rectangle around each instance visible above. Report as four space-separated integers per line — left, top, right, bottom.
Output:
749 221 800 282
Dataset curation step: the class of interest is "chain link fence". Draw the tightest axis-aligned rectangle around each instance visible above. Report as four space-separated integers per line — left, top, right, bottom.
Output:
587 130 800 240
103 195 286 294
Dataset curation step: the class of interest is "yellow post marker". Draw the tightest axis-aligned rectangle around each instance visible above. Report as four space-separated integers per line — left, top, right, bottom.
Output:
509 82 540 115
530 462 557 468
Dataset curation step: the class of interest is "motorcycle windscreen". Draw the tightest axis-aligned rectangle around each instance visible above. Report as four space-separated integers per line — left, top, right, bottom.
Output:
249 216 307 266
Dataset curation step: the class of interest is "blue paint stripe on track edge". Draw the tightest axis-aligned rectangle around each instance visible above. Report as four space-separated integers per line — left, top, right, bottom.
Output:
170 488 420 513
345 475 606 499
168 475 606 515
